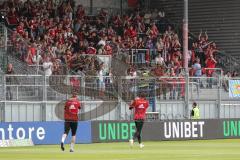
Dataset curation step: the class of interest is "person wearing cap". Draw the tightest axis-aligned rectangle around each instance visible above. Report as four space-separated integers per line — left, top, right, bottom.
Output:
60 92 81 152
191 102 200 119
129 92 149 148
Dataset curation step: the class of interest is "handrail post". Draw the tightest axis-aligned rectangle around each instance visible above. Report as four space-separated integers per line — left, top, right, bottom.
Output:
183 0 190 119
81 76 85 120
118 76 123 120
4 24 8 52
2 74 6 122
41 74 47 121
131 49 134 64
217 72 222 118
185 73 190 119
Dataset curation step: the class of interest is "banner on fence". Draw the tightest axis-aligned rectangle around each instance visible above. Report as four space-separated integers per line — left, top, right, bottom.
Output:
229 80 240 98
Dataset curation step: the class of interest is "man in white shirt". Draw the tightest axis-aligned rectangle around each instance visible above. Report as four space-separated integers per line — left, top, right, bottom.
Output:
97 36 107 47
43 57 53 76
98 63 105 96
155 54 165 67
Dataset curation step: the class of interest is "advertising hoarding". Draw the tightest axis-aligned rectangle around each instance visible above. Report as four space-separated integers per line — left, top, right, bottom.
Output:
0 121 92 144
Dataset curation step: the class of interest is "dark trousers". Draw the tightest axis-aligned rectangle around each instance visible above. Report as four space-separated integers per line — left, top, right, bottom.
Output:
133 120 144 144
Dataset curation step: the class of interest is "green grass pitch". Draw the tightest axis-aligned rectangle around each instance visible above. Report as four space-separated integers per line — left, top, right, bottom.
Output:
0 139 240 160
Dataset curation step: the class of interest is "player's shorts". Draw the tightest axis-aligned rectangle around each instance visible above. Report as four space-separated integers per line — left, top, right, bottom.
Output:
64 121 78 136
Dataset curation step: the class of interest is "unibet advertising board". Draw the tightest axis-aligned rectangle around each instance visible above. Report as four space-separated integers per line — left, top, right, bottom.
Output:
91 119 240 142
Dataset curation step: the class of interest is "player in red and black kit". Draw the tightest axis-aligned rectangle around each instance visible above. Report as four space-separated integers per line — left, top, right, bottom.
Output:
129 93 149 148
60 92 81 152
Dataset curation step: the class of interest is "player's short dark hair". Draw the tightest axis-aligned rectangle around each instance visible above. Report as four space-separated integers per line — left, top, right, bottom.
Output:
72 91 77 97
138 92 146 98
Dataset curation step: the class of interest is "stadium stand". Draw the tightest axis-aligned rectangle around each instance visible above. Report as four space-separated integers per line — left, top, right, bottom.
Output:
150 0 240 73
0 0 239 121
0 0 225 77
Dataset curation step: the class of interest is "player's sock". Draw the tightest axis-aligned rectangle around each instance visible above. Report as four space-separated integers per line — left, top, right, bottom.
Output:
61 142 65 151
70 143 74 152
139 143 144 148
61 136 66 143
129 139 134 147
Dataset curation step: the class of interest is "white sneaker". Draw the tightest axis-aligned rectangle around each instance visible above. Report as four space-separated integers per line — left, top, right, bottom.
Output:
129 139 134 147
139 143 144 148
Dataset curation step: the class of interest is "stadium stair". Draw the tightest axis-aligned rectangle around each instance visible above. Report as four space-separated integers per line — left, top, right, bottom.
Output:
150 0 240 72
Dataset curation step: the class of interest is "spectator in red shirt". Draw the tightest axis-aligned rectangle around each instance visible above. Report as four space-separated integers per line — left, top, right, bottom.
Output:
148 22 159 41
70 76 80 93
129 92 149 148
177 72 185 100
205 54 217 88
169 68 177 100
16 22 25 36
76 5 85 20
125 25 137 39
61 92 81 152
7 7 19 25
104 43 113 55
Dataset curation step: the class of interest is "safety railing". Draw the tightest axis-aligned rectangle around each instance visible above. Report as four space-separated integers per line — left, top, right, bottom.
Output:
1 74 240 121
1 74 234 101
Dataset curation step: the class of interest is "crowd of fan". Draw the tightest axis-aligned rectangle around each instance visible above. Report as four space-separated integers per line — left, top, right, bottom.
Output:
2 0 226 80
2 0 239 102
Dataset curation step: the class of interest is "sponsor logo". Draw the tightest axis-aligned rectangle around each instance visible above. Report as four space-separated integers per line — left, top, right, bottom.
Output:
0 124 45 140
223 120 240 137
164 121 205 139
98 122 135 141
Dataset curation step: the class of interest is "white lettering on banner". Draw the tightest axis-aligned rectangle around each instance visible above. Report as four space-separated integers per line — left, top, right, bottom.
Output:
198 121 204 137
28 128 35 139
8 125 14 139
164 123 171 138
192 122 198 138
172 122 179 138
37 127 45 140
0 128 5 140
16 128 25 139
180 122 183 138
0 124 45 141
184 122 191 138
164 121 205 139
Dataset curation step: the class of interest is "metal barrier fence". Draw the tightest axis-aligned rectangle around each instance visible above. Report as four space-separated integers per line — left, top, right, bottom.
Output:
0 74 222 101
1 101 122 122
118 48 159 67
0 74 240 122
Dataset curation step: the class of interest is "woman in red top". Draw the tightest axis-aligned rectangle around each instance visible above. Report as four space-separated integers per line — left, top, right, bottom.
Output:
7 7 18 25
205 54 217 88
169 68 177 100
